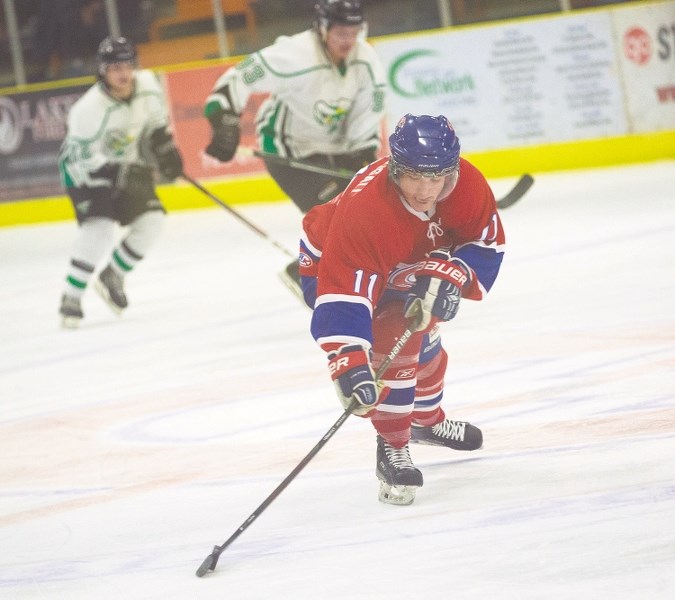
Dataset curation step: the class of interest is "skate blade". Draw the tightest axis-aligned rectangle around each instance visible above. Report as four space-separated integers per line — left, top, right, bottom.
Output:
61 316 81 329
94 280 124 315
378 481 417 505
409 437 483 451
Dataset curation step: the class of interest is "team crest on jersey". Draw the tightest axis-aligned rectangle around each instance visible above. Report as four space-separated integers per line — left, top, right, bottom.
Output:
387 262 420 290
313 99 351 133
104 129 133 156
299 252 313 268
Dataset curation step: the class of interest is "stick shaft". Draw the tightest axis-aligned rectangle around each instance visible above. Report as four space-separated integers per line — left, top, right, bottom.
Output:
254 150 532 209
182 173 295 259
254 150 354 180
198 324 416 574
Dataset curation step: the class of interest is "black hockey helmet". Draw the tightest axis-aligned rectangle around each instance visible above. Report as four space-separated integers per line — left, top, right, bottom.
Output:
97 36 137 78
314 0 364 32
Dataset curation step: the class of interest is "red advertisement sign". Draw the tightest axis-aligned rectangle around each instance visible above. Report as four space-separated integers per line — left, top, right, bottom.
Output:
163 63 267 180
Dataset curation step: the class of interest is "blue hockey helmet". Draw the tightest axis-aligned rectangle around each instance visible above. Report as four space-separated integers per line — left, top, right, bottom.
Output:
97 36 137 78
388 114 460 178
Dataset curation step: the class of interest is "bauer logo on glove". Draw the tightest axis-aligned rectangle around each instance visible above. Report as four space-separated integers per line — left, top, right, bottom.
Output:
417 259 468 287
405 250 471 331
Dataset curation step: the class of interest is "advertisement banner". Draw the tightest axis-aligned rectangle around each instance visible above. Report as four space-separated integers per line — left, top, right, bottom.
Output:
0 85 86 202
612 0 675 132
163 63 267 180
373 11 628 152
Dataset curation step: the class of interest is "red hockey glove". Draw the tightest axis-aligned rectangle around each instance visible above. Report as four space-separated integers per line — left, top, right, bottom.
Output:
405 249 470 331
327 344 379 416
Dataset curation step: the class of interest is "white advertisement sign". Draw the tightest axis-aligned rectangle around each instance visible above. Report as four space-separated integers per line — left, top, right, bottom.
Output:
612 1 675 132
374 12 627 152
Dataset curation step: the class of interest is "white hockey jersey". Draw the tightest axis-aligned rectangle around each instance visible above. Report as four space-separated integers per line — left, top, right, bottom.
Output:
59 70 171 189
205 29 386 159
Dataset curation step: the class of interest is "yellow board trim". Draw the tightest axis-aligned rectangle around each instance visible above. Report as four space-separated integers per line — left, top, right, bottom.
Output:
464 130 675 178
0 176 287 228
1 131 673 228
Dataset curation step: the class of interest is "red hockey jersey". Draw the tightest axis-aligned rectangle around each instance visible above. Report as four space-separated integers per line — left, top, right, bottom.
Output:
300 156 505 351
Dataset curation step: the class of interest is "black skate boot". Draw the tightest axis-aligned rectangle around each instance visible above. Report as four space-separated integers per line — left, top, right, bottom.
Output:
95 265 128 314
59 294 83 329
376 435 423 505
410 418 483 451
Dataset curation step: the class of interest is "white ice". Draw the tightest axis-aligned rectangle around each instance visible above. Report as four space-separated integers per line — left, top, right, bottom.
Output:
1 161 674 599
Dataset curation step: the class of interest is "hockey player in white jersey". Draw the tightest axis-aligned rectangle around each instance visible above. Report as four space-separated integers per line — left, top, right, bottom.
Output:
204 0 386 294
58 36 183 328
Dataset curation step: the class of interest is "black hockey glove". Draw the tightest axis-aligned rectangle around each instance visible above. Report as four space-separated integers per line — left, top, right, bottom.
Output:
404 249 470 332
205 110 240 163
327 344 379 416
148 127 183 181
93 163 154 200
335 147 377 173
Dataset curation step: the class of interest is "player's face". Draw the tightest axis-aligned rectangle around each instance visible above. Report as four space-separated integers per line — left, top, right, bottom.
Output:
324 24 362 63
397 171 459 212
104 62 135 100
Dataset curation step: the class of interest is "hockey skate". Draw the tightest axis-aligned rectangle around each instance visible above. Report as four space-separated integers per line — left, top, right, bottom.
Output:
278 258 304 302
95 265 128 314
59 294 83 329
376 435 423 505
410 418 483 451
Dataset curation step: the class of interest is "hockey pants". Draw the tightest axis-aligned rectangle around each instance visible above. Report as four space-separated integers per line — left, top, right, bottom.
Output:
369 300 449 448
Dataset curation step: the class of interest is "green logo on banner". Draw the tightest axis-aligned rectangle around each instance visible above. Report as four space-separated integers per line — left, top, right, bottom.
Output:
388 50 475 98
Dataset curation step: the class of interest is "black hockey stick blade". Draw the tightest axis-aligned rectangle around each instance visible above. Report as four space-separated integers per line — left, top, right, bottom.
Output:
496 174 534 209
196 546 221 577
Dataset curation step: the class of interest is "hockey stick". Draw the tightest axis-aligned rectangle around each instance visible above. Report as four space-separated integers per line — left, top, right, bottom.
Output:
255 150 533 209
253 150 354 180
195 320 419 577
495 174 534 209
182 173 295 259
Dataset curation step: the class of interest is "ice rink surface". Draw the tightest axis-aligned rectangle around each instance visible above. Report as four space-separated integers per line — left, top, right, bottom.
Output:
1 161 674 599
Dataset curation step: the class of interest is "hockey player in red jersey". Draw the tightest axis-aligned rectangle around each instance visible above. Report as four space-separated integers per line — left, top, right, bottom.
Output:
299 114 505 504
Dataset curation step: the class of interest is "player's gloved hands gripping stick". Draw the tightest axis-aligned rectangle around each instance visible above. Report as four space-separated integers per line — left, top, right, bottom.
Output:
92 162 153 200
328 344 379 416
405 249 470 331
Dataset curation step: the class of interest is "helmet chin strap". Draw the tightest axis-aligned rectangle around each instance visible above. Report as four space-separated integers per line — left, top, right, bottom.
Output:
318 21 329 42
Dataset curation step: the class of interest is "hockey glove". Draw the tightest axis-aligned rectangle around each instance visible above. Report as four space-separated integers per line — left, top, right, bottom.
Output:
205 110 240 162
337 147 377 172
148 127 183 181
114 163 154 199
92 163 153 200
405 250 470 331
327 344 379 416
